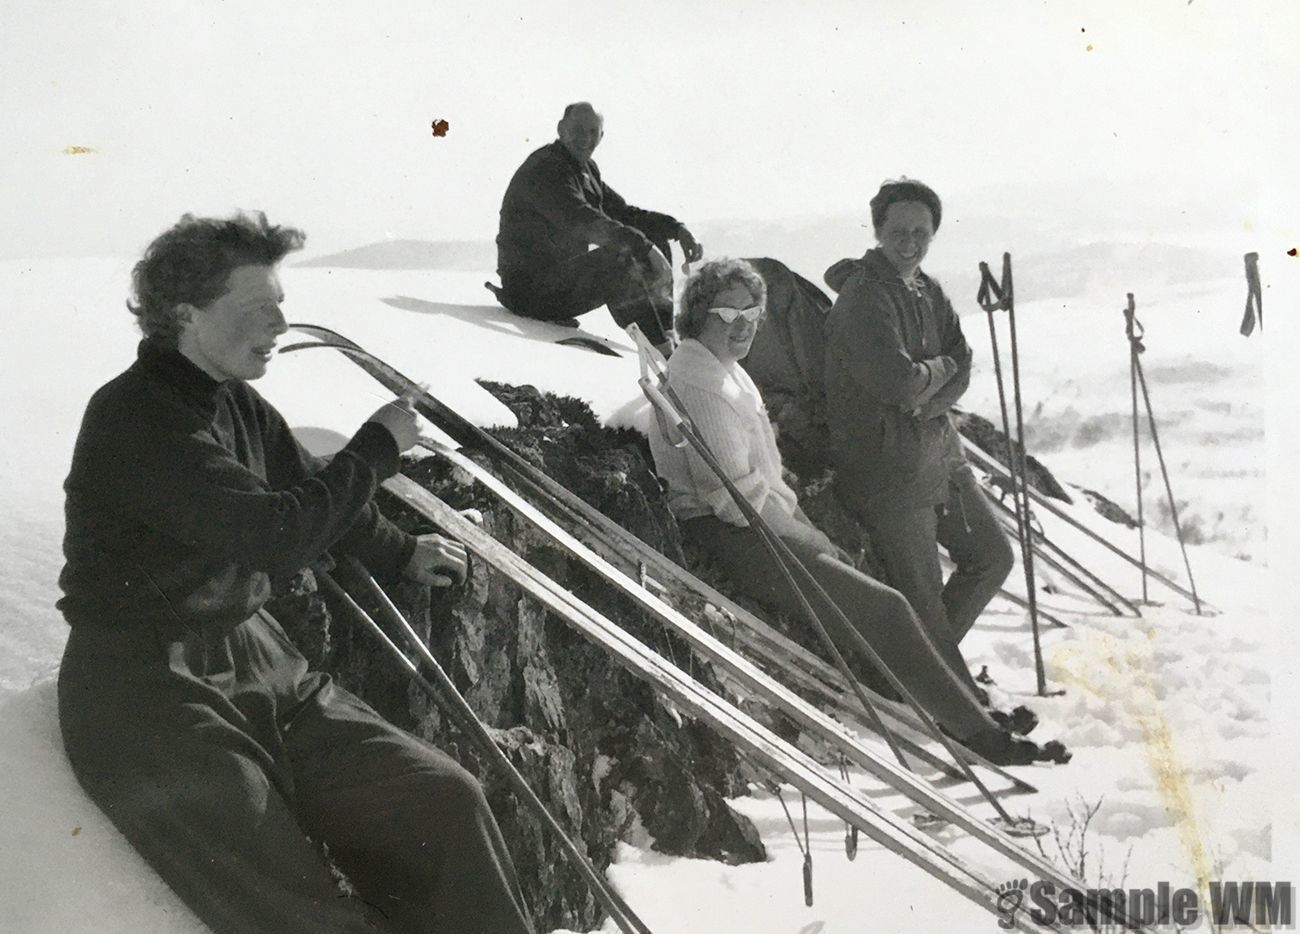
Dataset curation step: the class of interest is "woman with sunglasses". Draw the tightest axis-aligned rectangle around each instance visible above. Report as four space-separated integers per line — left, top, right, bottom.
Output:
647 259 1065 766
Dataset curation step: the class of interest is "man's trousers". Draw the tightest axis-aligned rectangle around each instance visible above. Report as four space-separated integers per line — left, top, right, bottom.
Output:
500 239 674 345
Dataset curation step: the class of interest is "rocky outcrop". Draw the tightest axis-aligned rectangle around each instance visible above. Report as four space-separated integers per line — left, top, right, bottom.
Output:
950 409 1140 528
270 382 764 934
1079 488 1139 529
950 408 1073 503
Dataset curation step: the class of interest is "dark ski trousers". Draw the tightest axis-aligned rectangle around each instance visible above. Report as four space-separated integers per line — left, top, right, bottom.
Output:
861 466 1016 654
58 609 534 934
501 238 674 345
681 516 995 740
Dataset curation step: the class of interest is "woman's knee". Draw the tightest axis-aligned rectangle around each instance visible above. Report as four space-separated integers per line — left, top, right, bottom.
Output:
985 530 1016 584
877 585 917 625
844 570 916 629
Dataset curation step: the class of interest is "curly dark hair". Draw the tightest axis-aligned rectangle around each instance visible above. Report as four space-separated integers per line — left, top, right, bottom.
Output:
128 211 305 345
869 178 943 232
675 258 767 339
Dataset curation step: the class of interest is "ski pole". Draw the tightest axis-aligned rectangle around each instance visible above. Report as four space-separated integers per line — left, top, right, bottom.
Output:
978 581 1069 632
1123 298 1150 603
648 367 910 767
648 379 1041 833
632 329 909 770
631 325 1043 835
321 561 655 934
1124 295 1203 616
978 255 1051 697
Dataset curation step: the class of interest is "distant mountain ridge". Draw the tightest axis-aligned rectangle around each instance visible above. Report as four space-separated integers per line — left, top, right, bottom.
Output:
296 238 497 271
297 220 1234 305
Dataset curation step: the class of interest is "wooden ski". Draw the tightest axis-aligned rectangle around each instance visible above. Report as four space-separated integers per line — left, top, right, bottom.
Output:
962 437 1211 611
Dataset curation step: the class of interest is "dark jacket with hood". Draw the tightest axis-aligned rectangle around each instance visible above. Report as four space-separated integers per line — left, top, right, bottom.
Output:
496 141 681 288
58 339 415 631
736 257 835 478
823 248 972 517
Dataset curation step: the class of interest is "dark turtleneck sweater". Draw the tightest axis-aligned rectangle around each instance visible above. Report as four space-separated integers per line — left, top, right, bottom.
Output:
58 339 415 630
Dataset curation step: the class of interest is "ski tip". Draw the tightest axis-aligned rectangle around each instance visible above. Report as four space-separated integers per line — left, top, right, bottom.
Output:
556 336 621 357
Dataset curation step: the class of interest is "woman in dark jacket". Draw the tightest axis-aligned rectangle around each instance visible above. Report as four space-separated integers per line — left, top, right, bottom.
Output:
824 180 1015 655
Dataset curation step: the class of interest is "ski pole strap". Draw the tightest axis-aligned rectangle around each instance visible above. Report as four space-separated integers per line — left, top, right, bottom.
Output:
773 786 814 906
773 788 806 857
1123 293 1146 353
801 793 814 907
976 253 1013 313
628 322 670 383
626 250 675 348
1240 251 1262 336
837 756 858 860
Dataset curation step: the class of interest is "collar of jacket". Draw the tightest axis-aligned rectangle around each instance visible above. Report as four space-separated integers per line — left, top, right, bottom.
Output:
858 247 933 291
135 338 228 416
549 139 600 178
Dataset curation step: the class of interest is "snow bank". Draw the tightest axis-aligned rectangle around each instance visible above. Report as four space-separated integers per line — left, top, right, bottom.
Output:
0 680 208 932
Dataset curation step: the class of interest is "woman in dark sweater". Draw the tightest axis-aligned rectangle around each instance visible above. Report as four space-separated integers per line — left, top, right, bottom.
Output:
57 211 533 934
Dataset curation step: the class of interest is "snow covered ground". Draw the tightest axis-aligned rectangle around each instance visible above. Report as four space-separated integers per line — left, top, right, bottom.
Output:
1 256 1295 932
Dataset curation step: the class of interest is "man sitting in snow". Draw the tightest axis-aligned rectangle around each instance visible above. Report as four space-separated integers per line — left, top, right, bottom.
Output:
56 211 534 934
492 101 703 355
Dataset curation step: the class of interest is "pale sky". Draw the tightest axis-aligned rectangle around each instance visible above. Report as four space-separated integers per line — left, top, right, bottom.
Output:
1 0 1294 259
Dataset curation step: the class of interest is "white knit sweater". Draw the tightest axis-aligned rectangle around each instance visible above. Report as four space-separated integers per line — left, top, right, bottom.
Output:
647 339 822 546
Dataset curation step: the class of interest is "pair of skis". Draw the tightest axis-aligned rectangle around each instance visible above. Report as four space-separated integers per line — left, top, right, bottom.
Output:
280 323 1151 932
961 437 1212 613
978 479 1141 618
283 324 1027 790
